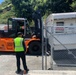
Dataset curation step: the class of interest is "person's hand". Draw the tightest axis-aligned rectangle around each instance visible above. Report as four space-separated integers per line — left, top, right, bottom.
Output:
25 51 27 54
32 35 36 38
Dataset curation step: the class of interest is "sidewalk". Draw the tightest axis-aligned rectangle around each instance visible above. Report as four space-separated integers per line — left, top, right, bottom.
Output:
4 70 76 75
0 54 76 75
24 70 76 75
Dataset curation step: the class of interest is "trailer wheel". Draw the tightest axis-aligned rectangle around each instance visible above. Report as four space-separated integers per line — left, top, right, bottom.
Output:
28 41 41 55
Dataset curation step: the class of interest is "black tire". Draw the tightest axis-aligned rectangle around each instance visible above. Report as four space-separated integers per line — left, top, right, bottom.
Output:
28 41 41 55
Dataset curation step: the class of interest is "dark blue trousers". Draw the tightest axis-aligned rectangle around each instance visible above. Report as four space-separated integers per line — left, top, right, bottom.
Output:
16 52 27 71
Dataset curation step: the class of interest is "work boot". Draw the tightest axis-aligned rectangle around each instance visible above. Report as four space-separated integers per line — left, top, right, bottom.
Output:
26 69 29 73
23 70 27 74
16 69 23 74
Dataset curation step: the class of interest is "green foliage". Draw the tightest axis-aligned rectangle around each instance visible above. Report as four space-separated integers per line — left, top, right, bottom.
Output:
0 0 76 24
11 0 48 21
49 0 73 13
0 0 15 24
71 1 76 11
0 0 11 9
0 10 15 24
11 0 75 20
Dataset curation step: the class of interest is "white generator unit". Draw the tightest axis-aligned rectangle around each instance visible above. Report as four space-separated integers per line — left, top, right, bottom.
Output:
45 12 76 50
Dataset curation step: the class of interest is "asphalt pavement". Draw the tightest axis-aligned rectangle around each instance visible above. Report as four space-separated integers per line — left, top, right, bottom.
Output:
0 53 76 75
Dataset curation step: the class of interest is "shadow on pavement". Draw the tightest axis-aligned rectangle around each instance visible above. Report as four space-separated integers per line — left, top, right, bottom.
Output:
0 52 15 56
0 51 42 57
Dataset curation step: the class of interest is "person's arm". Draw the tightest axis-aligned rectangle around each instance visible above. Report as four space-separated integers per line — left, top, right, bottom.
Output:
14 39 15 48
22 39 26 52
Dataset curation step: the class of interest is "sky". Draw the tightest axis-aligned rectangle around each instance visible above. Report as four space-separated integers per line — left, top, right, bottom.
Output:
0 0 4 4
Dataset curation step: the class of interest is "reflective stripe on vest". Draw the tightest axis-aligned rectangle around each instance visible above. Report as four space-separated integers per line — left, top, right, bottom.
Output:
14 37 24 52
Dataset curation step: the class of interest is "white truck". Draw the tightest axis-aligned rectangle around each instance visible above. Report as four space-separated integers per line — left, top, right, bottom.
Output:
45 12 76 50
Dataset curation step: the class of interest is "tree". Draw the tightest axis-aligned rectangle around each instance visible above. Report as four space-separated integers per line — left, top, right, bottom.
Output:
48 0 73 13
71 0 76 11
11 0 32 20
11 0 47 21
10 0 75 20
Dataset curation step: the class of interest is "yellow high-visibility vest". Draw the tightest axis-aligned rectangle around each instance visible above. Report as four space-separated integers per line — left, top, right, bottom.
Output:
14 37 24 52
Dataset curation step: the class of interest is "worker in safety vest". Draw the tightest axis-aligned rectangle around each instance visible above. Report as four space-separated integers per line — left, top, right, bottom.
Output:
14 32 29 74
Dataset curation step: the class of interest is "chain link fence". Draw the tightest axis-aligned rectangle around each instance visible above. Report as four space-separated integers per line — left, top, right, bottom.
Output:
44 26 76 70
